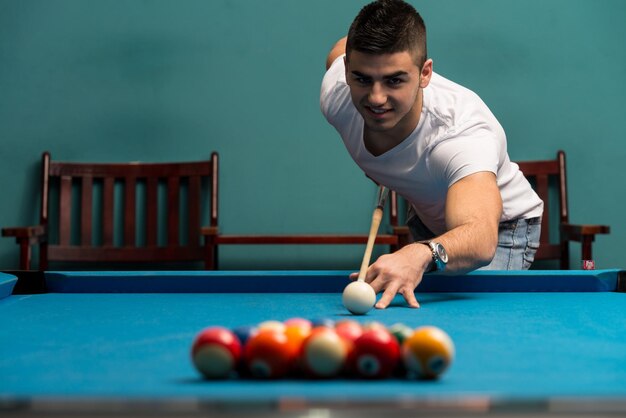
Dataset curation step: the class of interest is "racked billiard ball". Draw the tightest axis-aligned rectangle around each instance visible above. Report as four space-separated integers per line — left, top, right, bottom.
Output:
191 326 242 379
232 325 258 346
334 319 363 344
300 326 348 378
402 326 455 379
257 320 286 333
310 317 335 328
351 327 400 379
244 329 299 378
389 322 413 345
284 317 313 332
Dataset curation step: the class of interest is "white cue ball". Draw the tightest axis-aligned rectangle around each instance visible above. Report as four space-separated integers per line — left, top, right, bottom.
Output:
342 281 376 315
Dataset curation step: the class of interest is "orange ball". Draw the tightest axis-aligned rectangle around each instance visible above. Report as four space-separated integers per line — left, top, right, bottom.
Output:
284 317 313 332
402 326 455 379
284 322 313 375
245 329 300 379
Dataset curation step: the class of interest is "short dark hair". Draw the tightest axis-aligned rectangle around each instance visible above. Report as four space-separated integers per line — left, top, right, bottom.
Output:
346 0 427 67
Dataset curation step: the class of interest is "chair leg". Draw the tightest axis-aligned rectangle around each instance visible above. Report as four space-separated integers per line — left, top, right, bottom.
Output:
19 239 31 271
40 243 48 270
581 236 594 262
203 239 217 270
204 247 213 270
560 241 570 270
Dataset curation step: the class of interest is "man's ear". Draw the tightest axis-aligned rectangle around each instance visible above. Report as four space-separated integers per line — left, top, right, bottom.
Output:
420 59 433 88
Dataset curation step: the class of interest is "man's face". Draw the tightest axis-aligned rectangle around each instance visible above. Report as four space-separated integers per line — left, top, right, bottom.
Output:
345 50 431 140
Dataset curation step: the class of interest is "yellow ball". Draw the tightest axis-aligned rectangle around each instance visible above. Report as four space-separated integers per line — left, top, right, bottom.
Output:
402 326 455 379
257 320 286 333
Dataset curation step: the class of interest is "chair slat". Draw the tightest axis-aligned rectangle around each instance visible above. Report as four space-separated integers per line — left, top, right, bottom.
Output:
80 175 93 246
102 177 114 246
124 176 136 246
146 177 158 246
59 176 72 246
167 177 180 246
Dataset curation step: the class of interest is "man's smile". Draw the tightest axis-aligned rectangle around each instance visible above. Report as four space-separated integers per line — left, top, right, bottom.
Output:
365 105 392 117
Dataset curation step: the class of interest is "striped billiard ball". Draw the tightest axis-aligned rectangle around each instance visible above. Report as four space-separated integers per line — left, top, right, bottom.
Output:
351 327 400 379
300 327 348 378
191 326 242 379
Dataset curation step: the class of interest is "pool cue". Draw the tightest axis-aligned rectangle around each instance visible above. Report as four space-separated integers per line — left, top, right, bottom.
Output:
357 186 389 281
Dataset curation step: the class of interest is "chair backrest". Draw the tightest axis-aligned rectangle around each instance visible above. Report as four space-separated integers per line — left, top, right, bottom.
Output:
515 150 568 264
39 151 218 269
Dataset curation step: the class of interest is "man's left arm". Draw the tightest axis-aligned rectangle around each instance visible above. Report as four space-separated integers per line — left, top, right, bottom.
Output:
436 171 502 271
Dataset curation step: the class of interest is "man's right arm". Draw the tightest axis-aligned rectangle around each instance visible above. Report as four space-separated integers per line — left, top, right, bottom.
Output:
326 37 347 70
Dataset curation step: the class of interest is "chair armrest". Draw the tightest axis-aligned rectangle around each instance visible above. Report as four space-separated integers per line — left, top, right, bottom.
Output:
200 226 219 237
392 225 411 235
2 225 47 271
561 223 610 242
2 225 46 241
561 223 610 264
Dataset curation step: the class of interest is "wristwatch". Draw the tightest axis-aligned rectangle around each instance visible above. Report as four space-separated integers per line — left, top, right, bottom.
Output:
418 240 448 272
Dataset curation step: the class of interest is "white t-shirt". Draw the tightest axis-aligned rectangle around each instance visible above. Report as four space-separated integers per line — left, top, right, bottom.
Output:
320 55 543 236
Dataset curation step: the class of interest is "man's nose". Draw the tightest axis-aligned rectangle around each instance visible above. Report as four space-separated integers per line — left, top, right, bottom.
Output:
368 83 387 106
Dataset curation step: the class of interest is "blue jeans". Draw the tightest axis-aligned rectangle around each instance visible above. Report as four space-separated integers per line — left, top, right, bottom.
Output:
407 215 542 270
480 217 541 270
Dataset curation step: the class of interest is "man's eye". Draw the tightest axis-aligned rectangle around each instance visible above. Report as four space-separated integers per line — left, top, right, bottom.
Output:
388 78 403 86
354 76 371 84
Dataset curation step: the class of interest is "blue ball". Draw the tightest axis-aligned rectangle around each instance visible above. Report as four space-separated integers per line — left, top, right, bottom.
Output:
231 325 257 346
310 317 335 328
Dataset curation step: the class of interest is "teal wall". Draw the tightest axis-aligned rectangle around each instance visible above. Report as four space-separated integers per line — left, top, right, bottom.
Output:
1 0 624 270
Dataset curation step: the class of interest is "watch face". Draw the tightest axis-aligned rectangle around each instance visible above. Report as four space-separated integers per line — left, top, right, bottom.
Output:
435 243 449 263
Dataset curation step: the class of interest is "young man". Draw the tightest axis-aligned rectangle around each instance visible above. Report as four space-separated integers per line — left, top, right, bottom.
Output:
321 0 543 309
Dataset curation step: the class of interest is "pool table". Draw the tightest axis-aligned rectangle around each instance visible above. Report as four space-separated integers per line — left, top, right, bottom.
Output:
1 269 626 417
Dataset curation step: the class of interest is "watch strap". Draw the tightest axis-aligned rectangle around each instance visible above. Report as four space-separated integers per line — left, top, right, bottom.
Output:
417 240 437 272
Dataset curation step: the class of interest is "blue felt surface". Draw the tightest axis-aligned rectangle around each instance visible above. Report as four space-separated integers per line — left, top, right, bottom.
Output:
2 288 626 401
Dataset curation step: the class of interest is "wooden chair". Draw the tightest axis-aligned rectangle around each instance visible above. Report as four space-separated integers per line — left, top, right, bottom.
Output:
2 151 219 270
516 150 610 269
201 190 411 269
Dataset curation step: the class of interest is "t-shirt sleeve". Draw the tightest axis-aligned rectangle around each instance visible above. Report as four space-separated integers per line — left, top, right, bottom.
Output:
429 124 501 187
320 54 348 125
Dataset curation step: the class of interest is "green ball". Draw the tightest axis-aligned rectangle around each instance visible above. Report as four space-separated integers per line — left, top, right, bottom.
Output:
389 322 413 345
